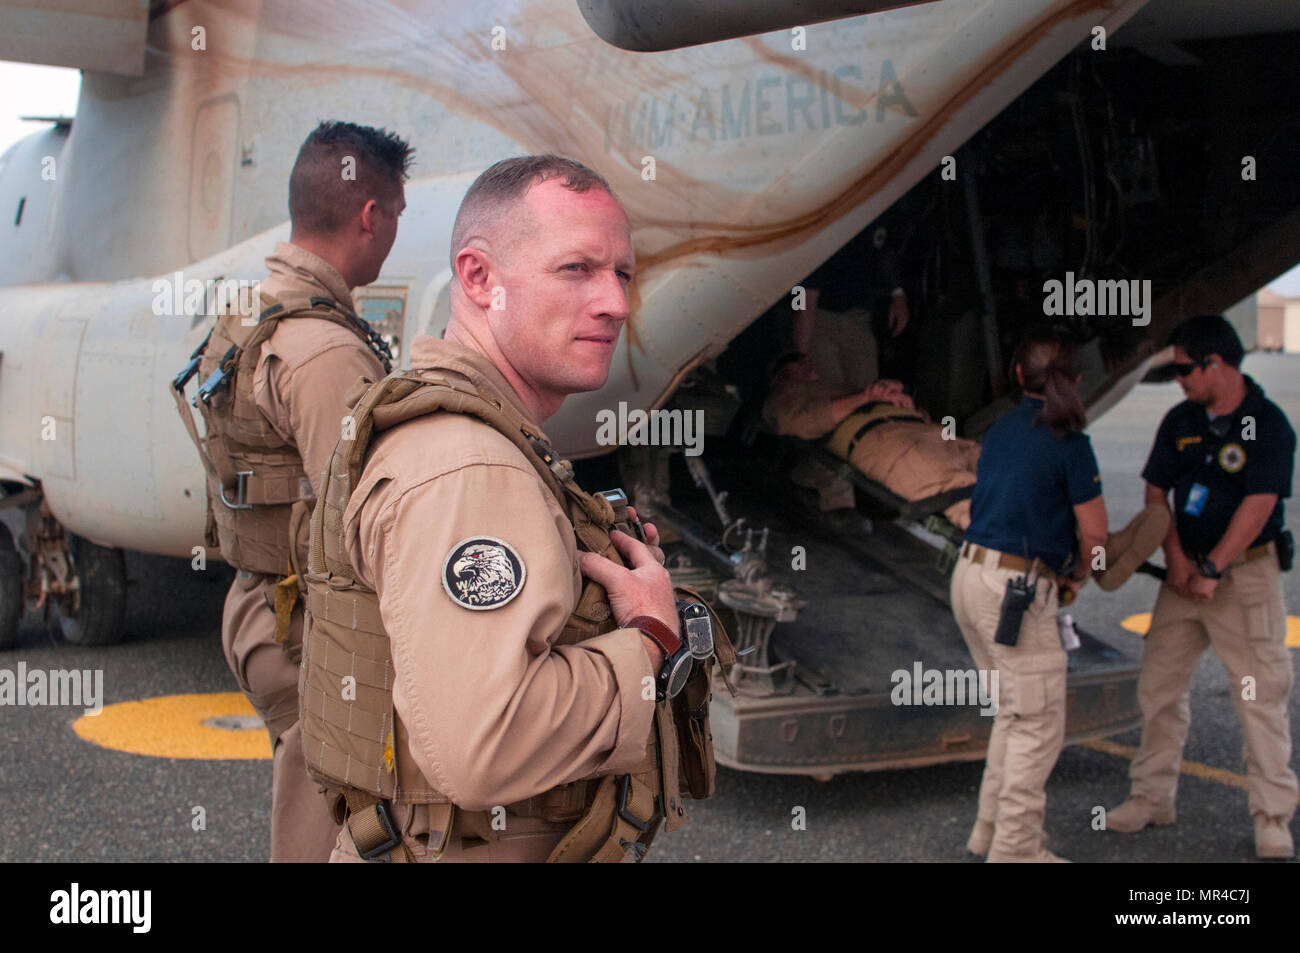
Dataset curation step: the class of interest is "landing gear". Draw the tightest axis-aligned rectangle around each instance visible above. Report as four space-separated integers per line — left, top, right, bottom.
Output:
0 523 23 650
24 499 128 646
52 536 127 646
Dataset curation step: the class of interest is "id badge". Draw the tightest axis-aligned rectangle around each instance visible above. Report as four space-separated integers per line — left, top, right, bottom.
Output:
1184 482 1209 517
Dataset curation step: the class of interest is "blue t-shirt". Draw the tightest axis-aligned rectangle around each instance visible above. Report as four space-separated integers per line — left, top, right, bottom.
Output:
1141 375 1293 558
964 397 1102 571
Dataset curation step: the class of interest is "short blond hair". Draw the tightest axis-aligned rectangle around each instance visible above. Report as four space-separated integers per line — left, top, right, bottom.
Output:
448 154 616 270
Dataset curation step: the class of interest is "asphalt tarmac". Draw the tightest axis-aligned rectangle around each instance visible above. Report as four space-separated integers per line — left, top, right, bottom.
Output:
1 354 1296 864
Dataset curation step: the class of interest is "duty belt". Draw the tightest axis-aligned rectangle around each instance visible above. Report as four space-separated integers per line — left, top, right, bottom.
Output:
960 542 1054 578
1190 541 1275 567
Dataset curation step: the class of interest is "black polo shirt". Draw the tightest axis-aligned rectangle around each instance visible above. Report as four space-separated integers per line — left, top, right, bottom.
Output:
1142 375 1294 559
964 397 1103 571
803 228 899 313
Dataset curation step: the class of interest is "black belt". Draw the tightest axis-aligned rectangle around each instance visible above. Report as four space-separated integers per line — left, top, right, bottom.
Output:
1189 541 1275 567
845 412 928 455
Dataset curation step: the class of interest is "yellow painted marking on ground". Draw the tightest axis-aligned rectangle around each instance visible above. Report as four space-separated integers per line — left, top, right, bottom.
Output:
1084 738 1300 806
1124 613 1300 645
1120 613 1151 635
73 693 271 760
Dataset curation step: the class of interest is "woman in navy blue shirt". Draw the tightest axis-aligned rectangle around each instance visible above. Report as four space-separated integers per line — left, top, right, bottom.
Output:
952 328 1108 862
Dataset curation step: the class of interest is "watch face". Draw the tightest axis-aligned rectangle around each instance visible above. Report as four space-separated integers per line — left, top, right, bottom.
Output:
666 651 694 698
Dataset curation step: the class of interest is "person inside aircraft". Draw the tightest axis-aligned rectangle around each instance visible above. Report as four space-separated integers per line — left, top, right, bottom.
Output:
793 218 912 391
763 351 980 529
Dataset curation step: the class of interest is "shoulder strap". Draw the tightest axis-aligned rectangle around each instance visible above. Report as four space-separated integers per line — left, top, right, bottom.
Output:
312 367 622 583
228 292 394 373
344 370 568 509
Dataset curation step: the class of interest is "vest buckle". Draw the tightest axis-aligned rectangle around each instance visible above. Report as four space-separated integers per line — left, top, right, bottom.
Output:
616 774 655 833
218 471 254 510
350 800 402 862
619 839 648 861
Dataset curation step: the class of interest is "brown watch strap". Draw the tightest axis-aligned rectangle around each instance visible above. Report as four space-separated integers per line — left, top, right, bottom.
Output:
625 615 683 657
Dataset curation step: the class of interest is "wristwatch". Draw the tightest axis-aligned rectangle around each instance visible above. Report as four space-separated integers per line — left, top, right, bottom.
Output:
627 614 693 700
1197 559 1222 580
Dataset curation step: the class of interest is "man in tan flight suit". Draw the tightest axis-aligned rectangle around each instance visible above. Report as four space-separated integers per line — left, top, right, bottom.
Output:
192 122 411 861
309 155 702 863
763 352 980 527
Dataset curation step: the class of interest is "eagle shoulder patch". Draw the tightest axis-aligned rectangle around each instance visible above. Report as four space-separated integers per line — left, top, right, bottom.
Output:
442 537 526 610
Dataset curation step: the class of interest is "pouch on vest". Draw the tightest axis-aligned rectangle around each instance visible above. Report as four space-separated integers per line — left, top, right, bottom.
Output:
670 585 736 799
171 292 390 578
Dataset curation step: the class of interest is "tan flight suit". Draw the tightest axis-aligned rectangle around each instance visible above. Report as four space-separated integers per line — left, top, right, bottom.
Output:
764 379 857 510
326 337 660 862
951 547 1066 856
219 242 383 862
1129 550 1297 819
764 381 980 526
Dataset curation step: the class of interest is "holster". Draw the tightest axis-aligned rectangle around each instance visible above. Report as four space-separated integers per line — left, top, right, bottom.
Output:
1277 529 1294 572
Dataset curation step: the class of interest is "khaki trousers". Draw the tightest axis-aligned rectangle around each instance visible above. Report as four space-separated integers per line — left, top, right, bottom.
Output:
951 550 1067 855
222 572 341 862
799 306 879 512
808 307 878 390
1129 556 1297 820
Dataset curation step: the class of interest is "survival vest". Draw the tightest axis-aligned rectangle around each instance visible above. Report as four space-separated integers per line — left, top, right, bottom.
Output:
300 361 734 863
171 293 393 581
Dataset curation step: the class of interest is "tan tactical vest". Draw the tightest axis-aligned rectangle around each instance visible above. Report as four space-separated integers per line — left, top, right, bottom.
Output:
172 293 392 579
300 361 732 863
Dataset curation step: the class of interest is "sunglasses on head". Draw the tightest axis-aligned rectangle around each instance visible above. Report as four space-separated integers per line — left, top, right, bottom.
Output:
1173 360 1205 377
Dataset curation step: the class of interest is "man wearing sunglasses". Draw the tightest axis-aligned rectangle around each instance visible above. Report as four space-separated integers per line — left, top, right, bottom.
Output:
1106 315 1296 859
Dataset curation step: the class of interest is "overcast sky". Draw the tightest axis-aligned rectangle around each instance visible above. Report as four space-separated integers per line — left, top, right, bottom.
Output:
2 59 1300 296
0 61 80 154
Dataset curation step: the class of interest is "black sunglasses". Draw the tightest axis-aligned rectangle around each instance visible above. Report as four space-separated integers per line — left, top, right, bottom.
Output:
1172 360 1205 377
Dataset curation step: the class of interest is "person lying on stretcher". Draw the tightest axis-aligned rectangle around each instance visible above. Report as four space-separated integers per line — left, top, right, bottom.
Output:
761 352 1171 600
761 351 980 529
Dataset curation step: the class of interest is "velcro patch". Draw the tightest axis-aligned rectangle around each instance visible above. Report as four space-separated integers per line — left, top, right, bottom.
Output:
442 537 526 610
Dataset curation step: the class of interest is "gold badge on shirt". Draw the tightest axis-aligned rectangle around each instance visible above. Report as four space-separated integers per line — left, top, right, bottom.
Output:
442 537 526 610
1218 443 1245 474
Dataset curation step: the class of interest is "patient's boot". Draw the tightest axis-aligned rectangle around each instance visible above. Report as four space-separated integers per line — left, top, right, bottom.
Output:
1094 503 1170 591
